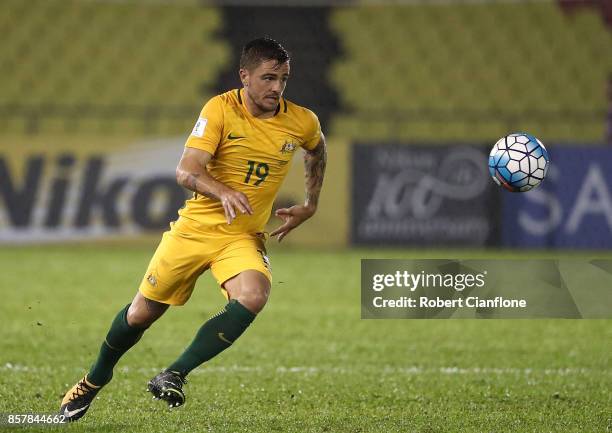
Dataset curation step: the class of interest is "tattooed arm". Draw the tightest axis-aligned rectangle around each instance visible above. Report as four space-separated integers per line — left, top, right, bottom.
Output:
303 133 328 211
270 133 327 242
175 147 252 224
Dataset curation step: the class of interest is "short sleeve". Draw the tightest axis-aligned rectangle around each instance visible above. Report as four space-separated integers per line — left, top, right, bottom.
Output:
301 109 322 151
185 96 224 154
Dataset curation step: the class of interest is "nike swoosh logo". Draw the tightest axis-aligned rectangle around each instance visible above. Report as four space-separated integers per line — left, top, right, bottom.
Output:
227 133 245 140
218 332 233 344
64 404 89 418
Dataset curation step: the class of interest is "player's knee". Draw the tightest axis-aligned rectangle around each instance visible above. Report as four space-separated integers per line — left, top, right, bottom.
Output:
127 293 169 328
126 304 160 329
240 286 270 314
126 307 148 329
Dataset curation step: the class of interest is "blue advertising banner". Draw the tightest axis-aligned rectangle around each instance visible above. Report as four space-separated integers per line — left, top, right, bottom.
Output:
502 146 612 249
351 144 499 246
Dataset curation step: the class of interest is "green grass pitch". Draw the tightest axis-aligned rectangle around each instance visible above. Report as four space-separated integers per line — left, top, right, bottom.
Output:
0 245 610 432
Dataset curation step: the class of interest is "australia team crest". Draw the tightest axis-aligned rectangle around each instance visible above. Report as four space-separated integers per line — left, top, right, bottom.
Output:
280 139 299 154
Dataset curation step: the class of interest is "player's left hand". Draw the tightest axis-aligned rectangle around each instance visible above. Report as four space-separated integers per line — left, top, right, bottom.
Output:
270 204 316 242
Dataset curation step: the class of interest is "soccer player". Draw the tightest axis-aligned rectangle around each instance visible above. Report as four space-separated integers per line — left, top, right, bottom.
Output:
59 37 326 421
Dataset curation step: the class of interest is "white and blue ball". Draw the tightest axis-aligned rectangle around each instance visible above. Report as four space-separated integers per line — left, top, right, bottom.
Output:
488 133 550 192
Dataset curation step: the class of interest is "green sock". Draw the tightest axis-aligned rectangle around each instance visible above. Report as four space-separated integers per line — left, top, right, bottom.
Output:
87 304 144 386
168 300 256 376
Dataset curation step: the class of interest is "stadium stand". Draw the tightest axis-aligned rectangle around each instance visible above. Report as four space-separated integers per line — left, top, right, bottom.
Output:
0 1 610 142
0 0 229 135
329 2 612 142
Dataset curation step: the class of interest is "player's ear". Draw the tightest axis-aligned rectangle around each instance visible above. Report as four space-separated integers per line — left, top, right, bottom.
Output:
239 68 249 87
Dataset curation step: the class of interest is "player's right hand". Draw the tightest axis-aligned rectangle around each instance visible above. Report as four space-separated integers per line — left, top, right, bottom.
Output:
219 188 253 224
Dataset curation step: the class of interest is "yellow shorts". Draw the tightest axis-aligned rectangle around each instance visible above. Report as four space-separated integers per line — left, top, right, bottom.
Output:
138 217 272 306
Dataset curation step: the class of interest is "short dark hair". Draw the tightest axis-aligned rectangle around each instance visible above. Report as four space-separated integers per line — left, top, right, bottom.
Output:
240 37 290 71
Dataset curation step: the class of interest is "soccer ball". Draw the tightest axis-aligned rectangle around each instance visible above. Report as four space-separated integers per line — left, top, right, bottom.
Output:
488 133 550 192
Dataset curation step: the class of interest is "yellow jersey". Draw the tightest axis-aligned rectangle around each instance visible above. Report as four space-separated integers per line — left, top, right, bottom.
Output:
180 88 321 236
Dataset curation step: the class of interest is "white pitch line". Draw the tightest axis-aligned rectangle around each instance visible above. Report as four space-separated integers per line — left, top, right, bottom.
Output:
0 362 601 377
